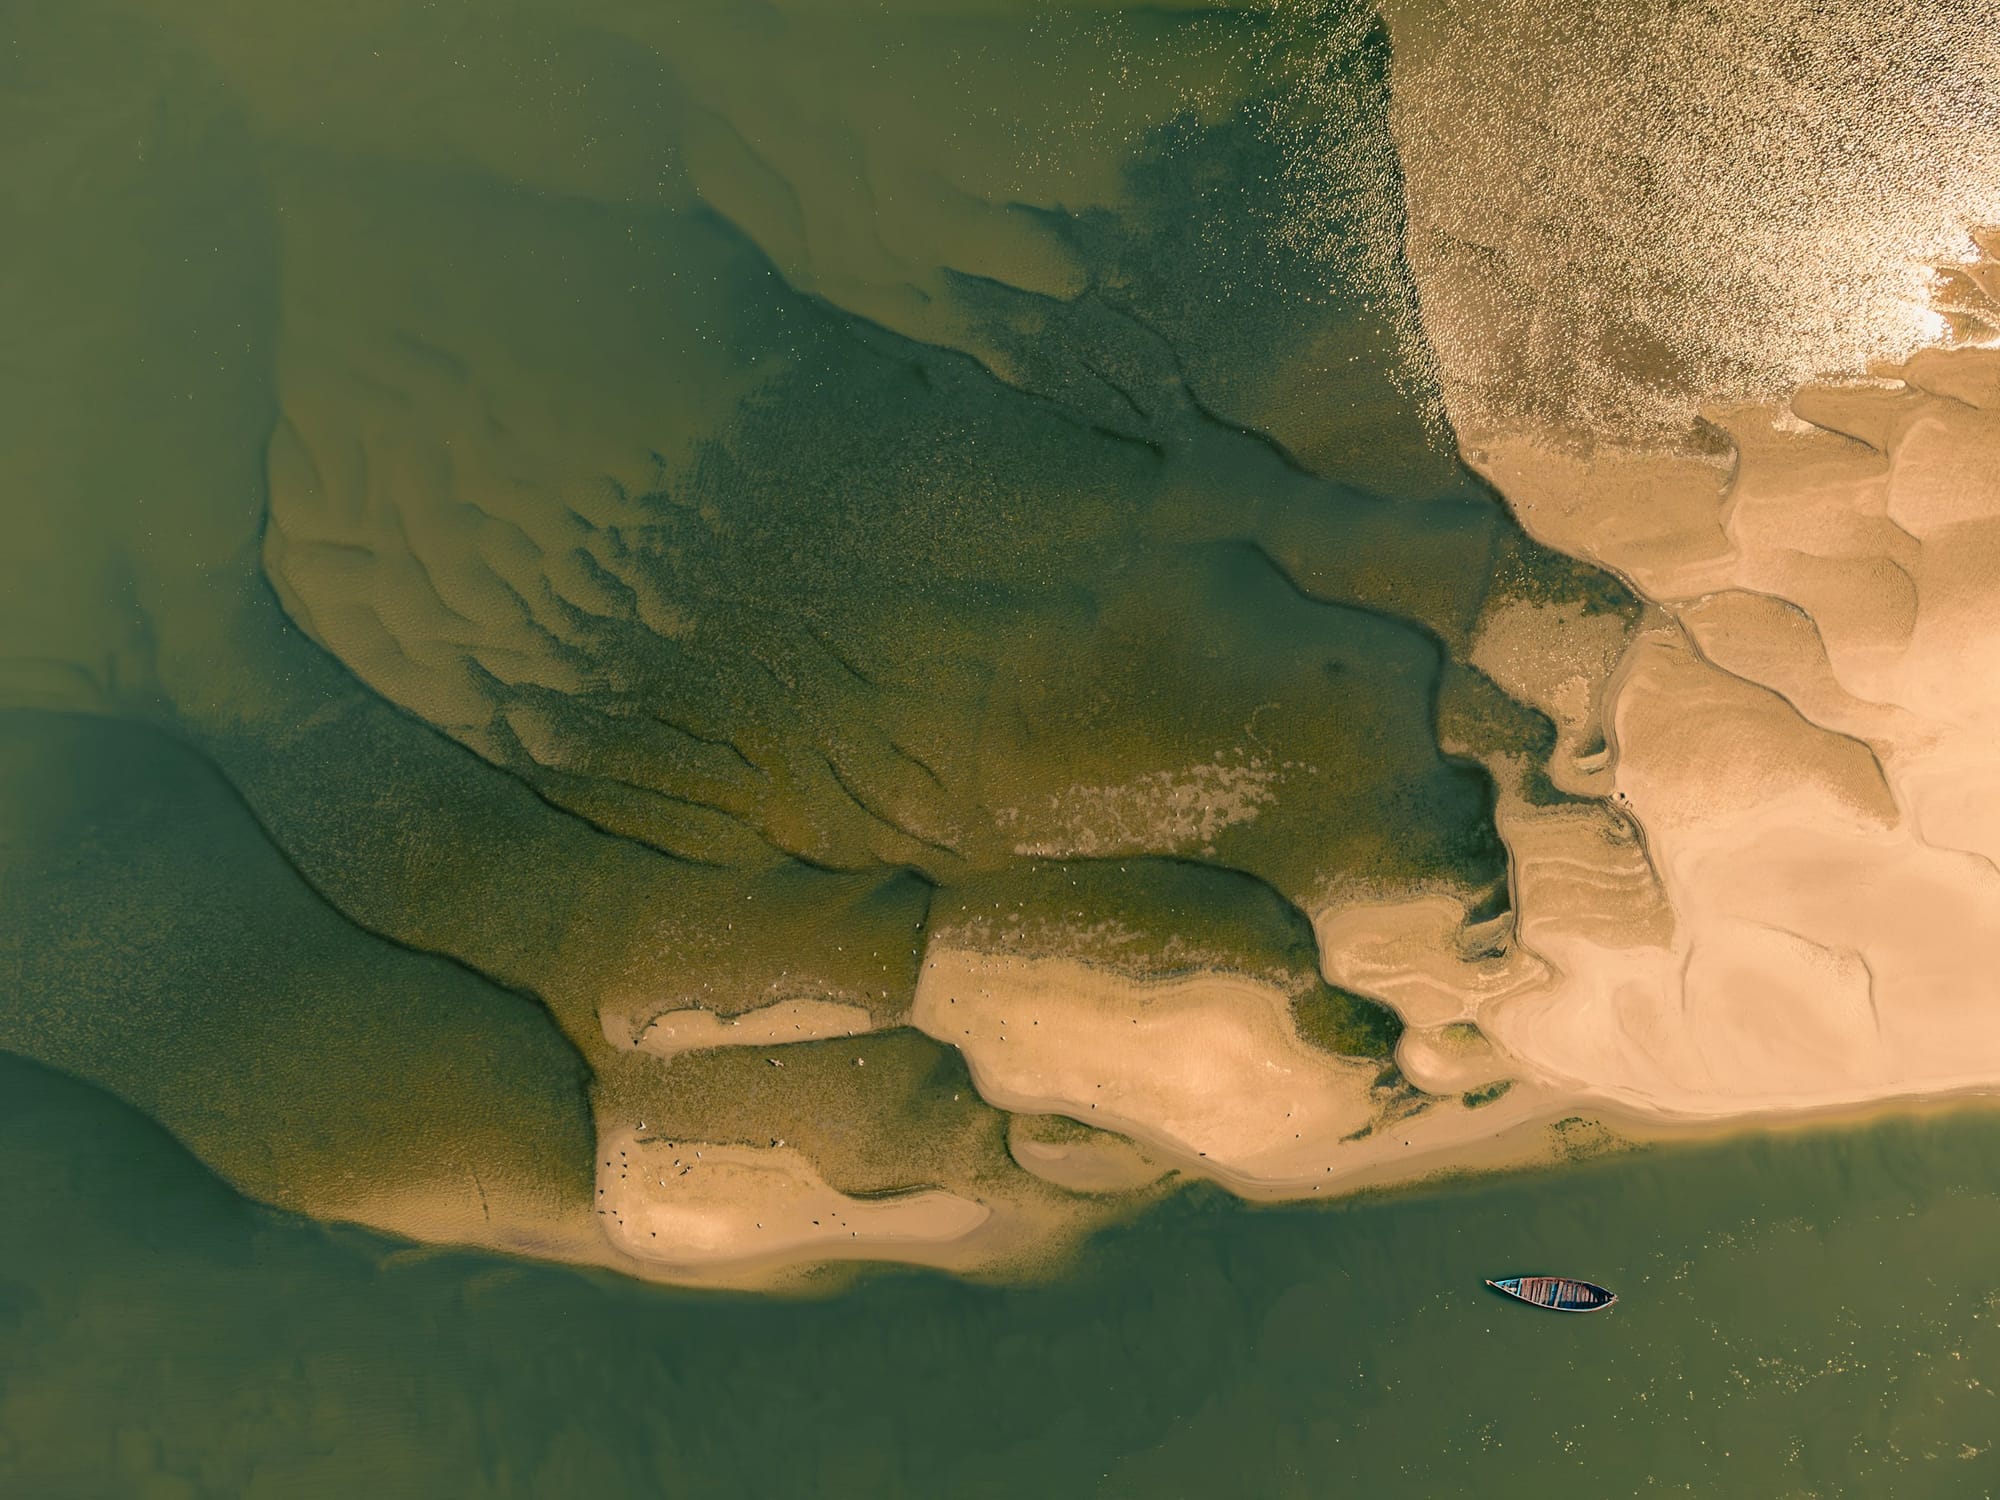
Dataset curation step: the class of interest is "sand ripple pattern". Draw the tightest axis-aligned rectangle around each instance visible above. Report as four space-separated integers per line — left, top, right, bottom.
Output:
1331 236 2000 1116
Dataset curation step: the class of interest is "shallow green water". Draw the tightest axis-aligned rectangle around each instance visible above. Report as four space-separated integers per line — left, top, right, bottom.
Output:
5 1053 2000 1498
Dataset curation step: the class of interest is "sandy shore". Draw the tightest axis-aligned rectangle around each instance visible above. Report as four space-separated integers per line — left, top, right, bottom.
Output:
1299 291 2000 1131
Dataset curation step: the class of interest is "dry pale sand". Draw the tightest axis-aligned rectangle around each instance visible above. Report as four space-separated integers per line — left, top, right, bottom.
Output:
613 998 877 1061
912 951 1376 1182
1320 281 2000 1124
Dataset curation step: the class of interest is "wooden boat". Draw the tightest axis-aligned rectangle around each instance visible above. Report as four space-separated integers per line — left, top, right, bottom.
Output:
1486 1275 1616 1312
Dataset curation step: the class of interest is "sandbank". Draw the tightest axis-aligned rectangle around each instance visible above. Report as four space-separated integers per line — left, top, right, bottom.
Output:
614 998 877 1061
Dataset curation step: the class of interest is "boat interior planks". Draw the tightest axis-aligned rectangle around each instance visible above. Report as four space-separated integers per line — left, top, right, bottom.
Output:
1485 1275 1617 1312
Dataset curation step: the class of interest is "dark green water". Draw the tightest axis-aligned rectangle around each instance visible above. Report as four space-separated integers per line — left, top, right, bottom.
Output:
6 1052 2000 1497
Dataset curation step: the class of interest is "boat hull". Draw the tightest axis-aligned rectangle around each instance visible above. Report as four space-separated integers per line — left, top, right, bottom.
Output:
1486 1276 1617 1312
